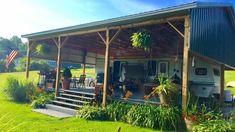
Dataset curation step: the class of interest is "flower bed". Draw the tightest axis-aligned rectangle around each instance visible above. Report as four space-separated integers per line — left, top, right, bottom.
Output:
77 102 180 131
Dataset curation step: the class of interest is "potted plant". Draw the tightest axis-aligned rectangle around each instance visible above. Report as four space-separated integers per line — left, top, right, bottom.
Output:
151 77 178 105
35 44 51 55
61 68 72 90
131 29 152 52
182 93 199 131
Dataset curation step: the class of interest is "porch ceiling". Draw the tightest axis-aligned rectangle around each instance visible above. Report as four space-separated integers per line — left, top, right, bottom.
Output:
35 19 184 60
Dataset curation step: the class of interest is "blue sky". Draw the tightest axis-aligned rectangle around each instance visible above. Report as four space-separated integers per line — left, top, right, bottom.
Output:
0 0 234 39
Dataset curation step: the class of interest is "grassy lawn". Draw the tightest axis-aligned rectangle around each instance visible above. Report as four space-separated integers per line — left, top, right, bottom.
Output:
71 68 96 78
225 70 235 84
225 70 235 95
0 69 234 131
0 70 156 132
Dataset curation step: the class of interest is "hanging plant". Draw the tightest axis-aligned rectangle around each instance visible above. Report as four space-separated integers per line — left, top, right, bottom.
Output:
131 29 152 51
35 44 51 55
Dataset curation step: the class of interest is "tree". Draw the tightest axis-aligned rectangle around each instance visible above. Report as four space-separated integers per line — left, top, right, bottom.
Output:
10 36 27 52
0 61 5 72
0 60 15 72
16 57 51 72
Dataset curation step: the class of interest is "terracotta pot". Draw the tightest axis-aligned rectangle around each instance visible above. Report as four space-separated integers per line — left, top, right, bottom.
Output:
184 118 196 132
62 79 70 90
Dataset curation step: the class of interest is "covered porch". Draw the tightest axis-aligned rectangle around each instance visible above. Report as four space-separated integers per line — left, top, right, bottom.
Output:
22 4 235 110
24 16 188 107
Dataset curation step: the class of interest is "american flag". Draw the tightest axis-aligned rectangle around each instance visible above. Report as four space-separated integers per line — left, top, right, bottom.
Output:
5 50 18 69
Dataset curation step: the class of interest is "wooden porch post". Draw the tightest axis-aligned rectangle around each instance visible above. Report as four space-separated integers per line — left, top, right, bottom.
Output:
98 28 121 107
82 50 87 75
102 29 110 106
25 41 32 79
220 65 225 105
55 37 61 97
53 36 68 97
182 16 190 111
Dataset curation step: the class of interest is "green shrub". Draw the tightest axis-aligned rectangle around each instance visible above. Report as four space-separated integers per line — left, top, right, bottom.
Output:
157 106 180 131
0 60 15 72
126 104 159 128
77 105 108 121
31 93 54 108
193 119 233 132
77 102 181 131
106 101 132 122
3 77 36 102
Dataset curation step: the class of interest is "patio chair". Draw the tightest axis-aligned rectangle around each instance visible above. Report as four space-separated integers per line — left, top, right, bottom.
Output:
77 75 86 88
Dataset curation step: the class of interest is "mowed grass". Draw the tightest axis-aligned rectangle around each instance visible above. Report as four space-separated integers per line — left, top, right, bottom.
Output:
71 68 96 78
225 70 235 95
0 70 156 132
225 70 235 84
0 69 234 131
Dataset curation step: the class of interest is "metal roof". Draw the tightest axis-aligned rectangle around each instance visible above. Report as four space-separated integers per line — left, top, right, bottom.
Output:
21 2 234 39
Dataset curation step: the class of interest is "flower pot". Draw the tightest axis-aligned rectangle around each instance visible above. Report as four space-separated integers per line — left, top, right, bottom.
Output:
62 79 70 90
184 118 196 132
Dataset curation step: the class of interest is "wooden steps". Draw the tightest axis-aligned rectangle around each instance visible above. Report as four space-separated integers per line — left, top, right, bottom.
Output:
63 89 95 96
45 89 96 116
60 93 95 100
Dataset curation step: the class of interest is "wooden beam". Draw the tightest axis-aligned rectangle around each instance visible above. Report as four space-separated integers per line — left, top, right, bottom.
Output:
97 32 106 44
28 16 185 41
220 65 225 105
53 36 68 48
109 28 121 44
55 37 62 97
167 21 184 38
59 16 185 37
53 38 59 47
25 41 33 78
61 36 69 48
102 28 110 107
182 16 190 111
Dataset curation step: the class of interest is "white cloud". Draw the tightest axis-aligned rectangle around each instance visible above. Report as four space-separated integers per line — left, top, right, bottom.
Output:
108 0 160 14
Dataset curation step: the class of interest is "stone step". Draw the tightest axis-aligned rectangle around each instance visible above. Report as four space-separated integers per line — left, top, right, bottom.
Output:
64 90 95 96
33 108 74 118
52 100 82 109
56 97 89 104
60 93 95 100
46 104 77 115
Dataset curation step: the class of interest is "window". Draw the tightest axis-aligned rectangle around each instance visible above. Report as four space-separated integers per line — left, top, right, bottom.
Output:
158 61 169 77
147 60 156 76
195 68 207 75
213 68 220 76
160 63 167 73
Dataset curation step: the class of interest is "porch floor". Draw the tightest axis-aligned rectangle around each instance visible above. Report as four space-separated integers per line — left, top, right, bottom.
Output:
61 87 160 105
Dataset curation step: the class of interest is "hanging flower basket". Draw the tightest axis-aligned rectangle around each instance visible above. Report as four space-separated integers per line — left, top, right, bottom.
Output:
35 44 51 55
131 29 152 51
